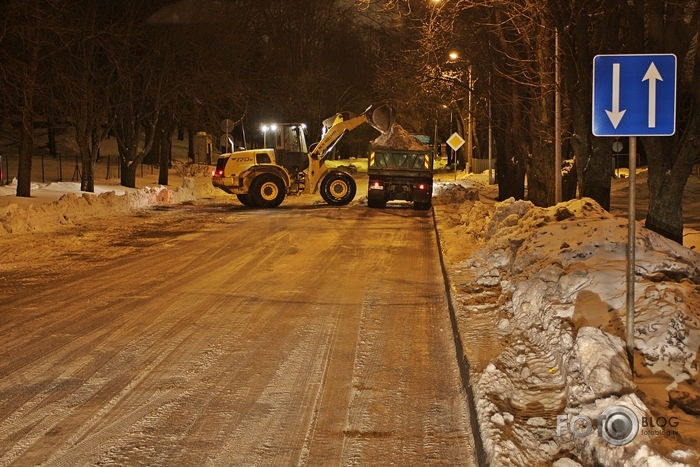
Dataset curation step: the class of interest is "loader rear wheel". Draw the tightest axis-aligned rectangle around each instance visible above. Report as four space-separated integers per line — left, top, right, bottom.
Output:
320 172 356 206
251 174 286 208
236 194 257 207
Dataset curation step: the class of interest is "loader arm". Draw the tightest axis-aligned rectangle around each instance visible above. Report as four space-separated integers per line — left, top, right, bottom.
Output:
305 103 395 194
308 104 395 162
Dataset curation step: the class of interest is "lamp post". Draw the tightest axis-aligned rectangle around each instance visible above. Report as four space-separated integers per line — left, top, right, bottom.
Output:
447 51 472 174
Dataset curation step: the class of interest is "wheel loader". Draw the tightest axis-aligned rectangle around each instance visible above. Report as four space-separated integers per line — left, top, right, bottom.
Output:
211 104 395 208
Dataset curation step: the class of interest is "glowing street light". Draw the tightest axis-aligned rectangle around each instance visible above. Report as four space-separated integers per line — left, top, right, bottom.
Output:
261 124 277 147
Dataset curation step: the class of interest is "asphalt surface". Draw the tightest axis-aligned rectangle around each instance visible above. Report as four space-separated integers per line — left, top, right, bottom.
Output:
0 202 478 466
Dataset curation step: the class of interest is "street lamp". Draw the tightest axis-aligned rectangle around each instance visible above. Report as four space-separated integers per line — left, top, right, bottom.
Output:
447 52 472 174
261 124 277 148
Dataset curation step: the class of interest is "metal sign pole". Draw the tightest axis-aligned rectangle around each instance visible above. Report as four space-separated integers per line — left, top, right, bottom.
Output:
626 136 637 369
454 151 458 181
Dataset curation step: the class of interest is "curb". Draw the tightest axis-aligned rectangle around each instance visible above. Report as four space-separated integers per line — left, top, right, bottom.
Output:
431 207 487 466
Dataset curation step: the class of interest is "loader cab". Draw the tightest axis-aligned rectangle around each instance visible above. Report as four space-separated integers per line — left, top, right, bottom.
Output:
263 123 309 173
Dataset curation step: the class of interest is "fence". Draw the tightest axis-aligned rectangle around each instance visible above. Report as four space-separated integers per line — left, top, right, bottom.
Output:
0 152 176 186
471 158 495 175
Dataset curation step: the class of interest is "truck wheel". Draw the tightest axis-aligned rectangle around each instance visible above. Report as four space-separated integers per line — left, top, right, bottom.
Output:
414 201 432 211
368 199 386 209
251 174 286 208
236 194 257 207
320 172 356 206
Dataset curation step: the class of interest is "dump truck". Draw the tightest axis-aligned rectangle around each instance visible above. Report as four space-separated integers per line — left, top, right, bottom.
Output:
367 125 434 210
211 104 395 208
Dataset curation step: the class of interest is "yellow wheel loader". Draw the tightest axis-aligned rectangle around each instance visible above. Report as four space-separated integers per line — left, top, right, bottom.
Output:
211 104 395 208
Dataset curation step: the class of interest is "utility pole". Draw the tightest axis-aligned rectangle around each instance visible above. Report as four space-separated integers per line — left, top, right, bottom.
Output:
467 65 473 173
555 28 562 204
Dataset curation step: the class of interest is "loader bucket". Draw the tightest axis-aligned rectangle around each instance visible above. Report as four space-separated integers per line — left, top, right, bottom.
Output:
365 104 396 134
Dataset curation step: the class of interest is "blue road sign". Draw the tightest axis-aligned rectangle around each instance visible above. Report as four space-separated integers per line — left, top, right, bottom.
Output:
592 54 676 136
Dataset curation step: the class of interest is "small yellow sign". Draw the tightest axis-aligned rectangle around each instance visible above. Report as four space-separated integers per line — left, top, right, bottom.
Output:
446 132 466 151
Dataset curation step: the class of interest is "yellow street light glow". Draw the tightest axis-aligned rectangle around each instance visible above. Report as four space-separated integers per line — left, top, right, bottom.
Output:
449 52 459 61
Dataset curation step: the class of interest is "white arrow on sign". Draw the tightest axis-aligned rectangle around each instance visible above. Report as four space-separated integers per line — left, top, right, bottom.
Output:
642 62 663 128
605 63 626 128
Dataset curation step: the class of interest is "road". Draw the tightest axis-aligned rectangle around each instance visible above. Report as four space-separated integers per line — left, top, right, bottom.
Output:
0 202 478 466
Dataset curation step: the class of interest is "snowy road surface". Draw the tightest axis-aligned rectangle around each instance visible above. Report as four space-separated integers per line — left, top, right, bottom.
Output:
0 204 477 466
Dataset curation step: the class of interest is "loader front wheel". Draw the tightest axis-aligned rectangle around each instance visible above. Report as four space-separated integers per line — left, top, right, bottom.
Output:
320 172 356 206
251 174 286 208
236 194 257 207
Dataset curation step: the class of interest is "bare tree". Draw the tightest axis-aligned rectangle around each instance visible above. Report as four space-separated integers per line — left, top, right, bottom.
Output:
625 0 700 244
0 0 66 197
53 1 126 192
109 16 172 188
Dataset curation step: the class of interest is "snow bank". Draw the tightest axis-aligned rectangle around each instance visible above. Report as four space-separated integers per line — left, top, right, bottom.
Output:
0 177 220 235
434 194 700 466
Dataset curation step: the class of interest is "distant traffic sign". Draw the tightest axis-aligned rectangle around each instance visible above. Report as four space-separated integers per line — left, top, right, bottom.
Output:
592 54 676 136
446 132 465 151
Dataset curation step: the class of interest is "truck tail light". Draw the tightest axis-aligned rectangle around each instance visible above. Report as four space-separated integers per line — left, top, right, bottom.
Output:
371 180 382 189
418 183 426 190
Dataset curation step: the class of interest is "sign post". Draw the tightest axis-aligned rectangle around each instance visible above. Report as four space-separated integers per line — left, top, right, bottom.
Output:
592 53 677 370
446 132 466 181
627 136 637 370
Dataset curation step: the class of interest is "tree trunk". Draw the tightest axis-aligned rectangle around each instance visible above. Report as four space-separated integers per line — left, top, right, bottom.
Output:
526 26 556 207
643 113 700 244
188 127 195 161
561 9 612 210
496 83 526 201
17 104 34 198
177 122 184 141
645 168 688 244
145 122 161 165
121 158 137 188
158 119 174 185
81 152 95 192
562 158 578 201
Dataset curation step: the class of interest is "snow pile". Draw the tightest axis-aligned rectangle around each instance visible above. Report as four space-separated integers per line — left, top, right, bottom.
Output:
432 182 480 206
370 124 429 151
435 196 700 466
0 177 220 235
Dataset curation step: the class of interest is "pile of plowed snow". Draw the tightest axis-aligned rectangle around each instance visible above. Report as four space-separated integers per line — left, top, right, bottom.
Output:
371 124 429 151
433 192 700 467
0 177 222 235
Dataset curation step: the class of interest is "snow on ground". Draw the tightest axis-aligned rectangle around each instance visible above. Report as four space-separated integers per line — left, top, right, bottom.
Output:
0 176 224 235
433 178 700 466
3 161 700 466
